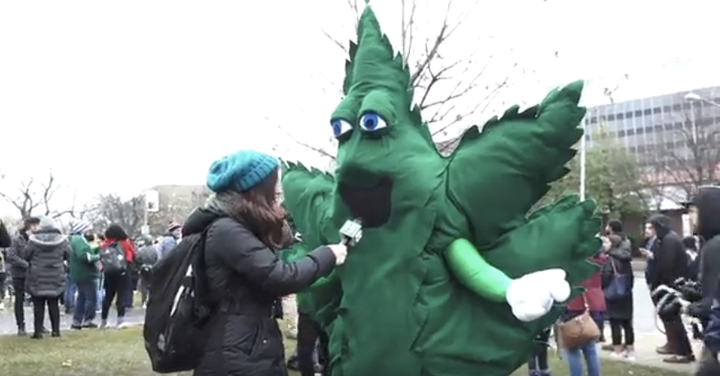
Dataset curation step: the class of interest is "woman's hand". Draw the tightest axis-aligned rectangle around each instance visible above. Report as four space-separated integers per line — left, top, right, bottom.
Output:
328 243 348 265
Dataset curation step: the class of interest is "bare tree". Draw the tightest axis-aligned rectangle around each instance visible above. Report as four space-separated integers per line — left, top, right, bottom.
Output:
0 171 85 219
86 194 145 238
650 102 720 199
276 0 528 162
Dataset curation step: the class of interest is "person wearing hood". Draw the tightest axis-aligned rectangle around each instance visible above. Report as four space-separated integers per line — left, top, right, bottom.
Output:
646 214 694 363
685 186 720 365
8 217 40 336
22 216 71 338
601 234 635 360
158 221 181 259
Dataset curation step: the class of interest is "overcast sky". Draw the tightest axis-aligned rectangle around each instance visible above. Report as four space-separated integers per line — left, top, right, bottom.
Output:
0 0 717 214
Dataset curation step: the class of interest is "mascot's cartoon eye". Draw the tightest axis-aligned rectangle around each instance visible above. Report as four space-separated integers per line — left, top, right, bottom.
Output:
359 112 387 132
331 119 353 139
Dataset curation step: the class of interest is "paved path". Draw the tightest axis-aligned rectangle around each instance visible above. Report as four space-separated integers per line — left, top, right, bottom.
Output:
0 303 145 334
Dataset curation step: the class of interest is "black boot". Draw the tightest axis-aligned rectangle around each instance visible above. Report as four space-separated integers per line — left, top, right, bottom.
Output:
17 325 26 336
30 332 43 339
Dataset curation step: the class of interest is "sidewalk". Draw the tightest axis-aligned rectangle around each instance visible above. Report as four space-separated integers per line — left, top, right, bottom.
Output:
598 331 701 373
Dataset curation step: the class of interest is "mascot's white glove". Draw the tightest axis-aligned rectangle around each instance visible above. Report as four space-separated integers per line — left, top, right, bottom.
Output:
505 269 571 322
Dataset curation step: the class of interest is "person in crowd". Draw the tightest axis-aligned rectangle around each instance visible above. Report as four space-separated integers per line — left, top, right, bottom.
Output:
186 149 347 376
605 220 632 253
646 215 694 363
0 248 6 311
600 234 635 360
699 279 720 376
527 328 552 376
0 219 11 248
562 252 606 376
7 217 40 336
686 186 720 350
134 239 158 308
123 247 140 310
63 222 90 314
99 224 136 329
683 236 700 281
22 216 70 339
158 221 181 259
69 220 101 329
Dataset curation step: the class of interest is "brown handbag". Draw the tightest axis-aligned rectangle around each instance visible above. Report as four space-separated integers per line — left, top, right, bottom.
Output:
556 294 600 350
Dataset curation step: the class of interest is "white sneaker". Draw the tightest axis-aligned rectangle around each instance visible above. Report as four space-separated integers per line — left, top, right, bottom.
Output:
610 352 624 359
624 352 635 361
0 301 5 311
142 303 147 309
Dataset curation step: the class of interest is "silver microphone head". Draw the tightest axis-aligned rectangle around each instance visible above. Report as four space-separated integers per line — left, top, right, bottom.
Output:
339 219 362 246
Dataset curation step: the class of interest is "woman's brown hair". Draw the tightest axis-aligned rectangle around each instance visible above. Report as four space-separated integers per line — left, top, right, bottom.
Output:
212 168 290 249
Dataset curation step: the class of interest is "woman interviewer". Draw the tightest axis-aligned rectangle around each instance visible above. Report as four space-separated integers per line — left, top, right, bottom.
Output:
188 149 347 376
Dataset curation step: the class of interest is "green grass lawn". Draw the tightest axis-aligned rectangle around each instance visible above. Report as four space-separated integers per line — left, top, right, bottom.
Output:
0 325 691 376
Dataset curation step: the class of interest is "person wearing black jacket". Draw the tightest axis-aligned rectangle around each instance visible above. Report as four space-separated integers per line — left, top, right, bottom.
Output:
686 186 720 366
0 219 11 248
191 149 348 376
646 214 694 363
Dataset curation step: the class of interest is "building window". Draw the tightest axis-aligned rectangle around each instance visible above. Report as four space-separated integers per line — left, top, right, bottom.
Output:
590 117 598 124
664 123 673 130
644 126 654 133
627 129 635 136
608 114 615 121
652 107 661 114
683 102 692 110
634 110 643 117
617 113 624 120
637 127 644 134
662 105 672 113
655 124 663 132
643 108 652 116
625 111 633 119
618 130 626 137
675 122 683 130
672 104 682 111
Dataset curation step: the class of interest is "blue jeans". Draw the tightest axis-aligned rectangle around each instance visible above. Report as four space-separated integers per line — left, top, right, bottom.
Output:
72 278 98 325
64 275 76 309
565 340 601 376
96 276 104 312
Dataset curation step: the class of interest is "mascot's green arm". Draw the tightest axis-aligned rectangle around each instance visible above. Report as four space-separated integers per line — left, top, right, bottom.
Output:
445 238 512 302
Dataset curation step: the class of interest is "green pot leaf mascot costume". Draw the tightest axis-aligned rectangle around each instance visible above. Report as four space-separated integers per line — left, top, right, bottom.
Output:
281 4 600 376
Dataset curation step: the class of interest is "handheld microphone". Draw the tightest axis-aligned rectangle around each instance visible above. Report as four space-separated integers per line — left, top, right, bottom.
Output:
339 219 362 246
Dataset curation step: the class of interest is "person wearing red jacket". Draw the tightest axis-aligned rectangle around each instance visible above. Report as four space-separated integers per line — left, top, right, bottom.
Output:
562 252 607 376
99 224 136 329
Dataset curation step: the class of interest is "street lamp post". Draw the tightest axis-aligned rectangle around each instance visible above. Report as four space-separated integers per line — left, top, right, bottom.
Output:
682 92 720 145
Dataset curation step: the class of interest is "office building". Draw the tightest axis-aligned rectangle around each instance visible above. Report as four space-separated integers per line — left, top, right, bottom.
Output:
583 86 720 169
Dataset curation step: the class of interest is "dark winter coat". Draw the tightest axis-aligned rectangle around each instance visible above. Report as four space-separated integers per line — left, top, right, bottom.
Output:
23 220 71 297
183 208 337 376
688 186 720 320
135 245 158 266
601 246 634 320
0 220 11 248
7 231 30 279
647 214 687 290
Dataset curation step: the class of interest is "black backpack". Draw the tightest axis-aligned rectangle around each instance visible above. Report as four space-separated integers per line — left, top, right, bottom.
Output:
143 227 214 373
99 243 128 275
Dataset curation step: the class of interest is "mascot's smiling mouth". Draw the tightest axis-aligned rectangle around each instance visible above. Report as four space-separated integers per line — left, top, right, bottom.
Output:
338 173 393 228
